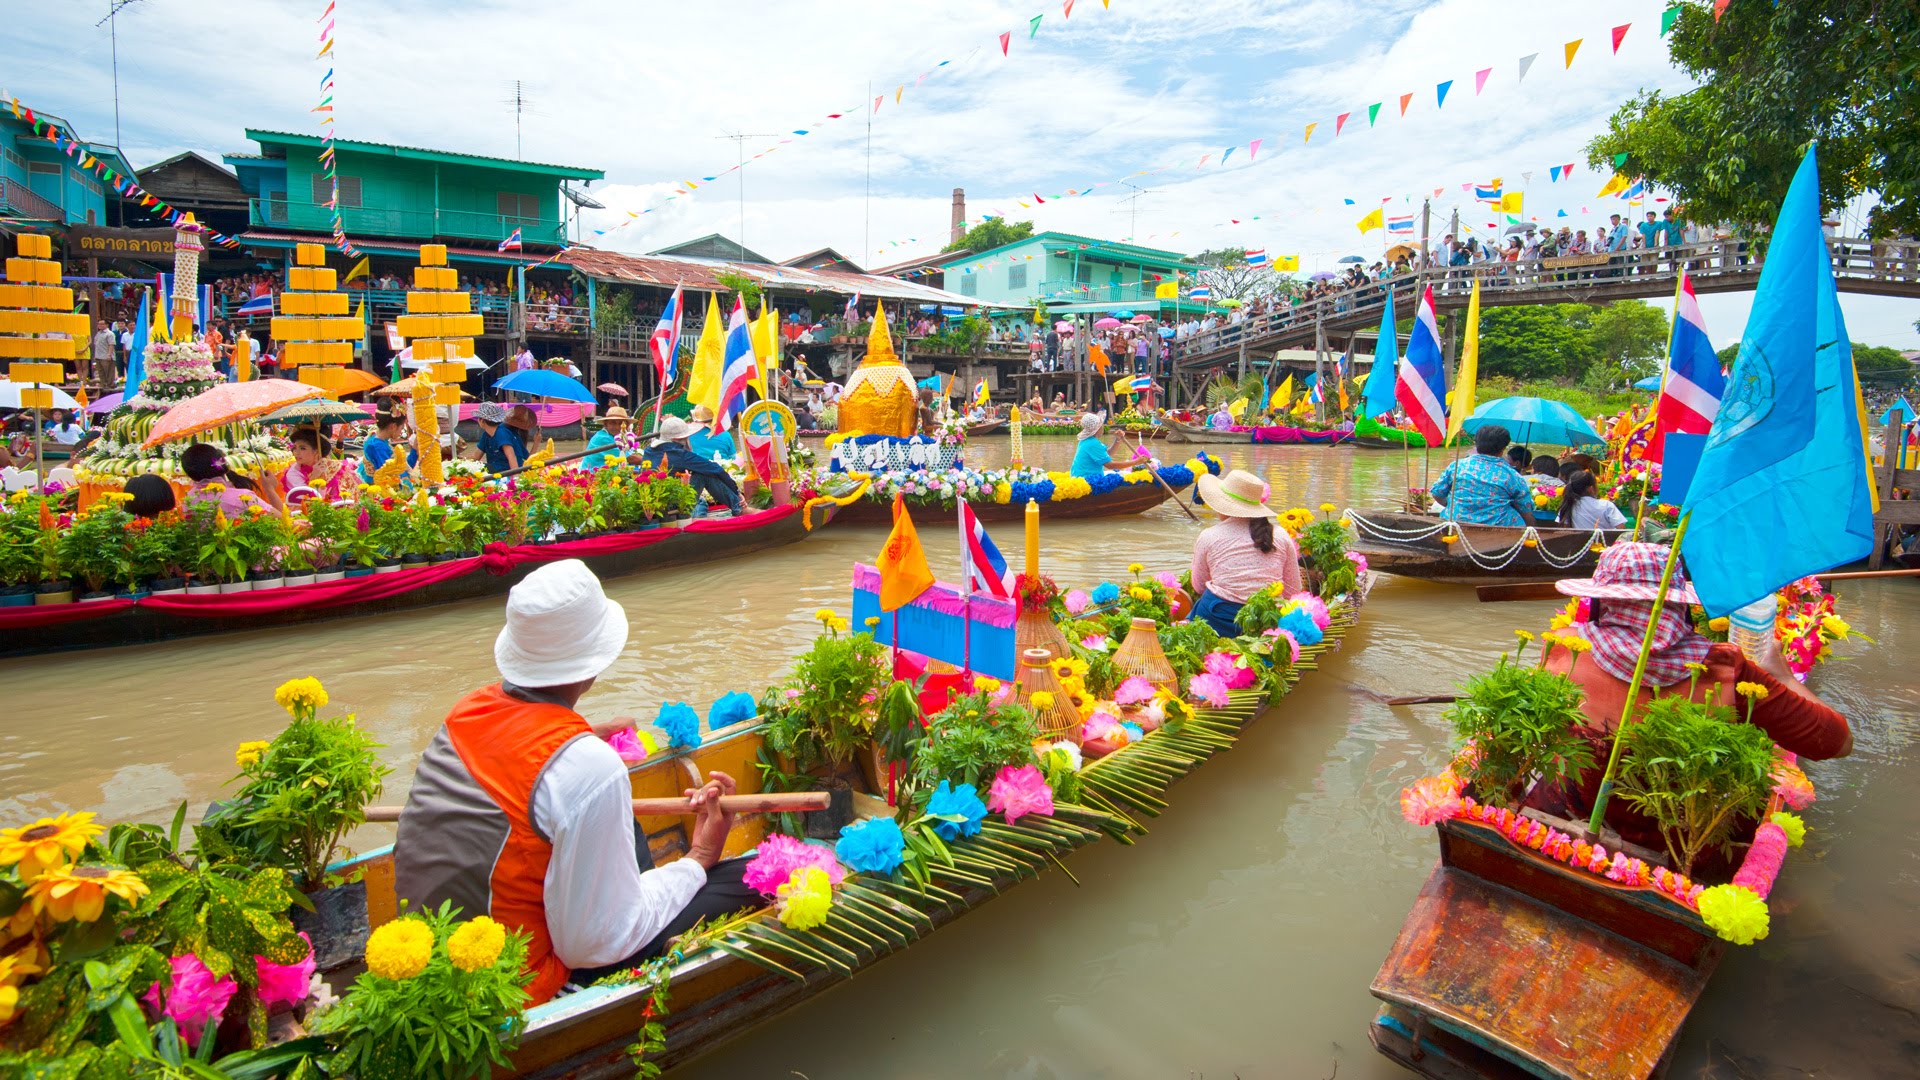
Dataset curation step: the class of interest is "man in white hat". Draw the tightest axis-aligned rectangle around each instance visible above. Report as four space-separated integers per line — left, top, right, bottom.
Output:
647 416 746 517
683 403 738 465
394 560 758 1005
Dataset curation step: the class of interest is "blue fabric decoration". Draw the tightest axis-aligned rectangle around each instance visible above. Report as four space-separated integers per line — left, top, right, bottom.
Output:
657 702 702 748
1090 582 1121 605
1087 472 1126 495
834 817 906 874
927 780 986 840
707 690 757 730
1277 606 1324 647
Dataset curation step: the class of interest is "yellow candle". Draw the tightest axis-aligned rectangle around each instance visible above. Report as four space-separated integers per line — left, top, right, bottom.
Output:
1025 498 1040 581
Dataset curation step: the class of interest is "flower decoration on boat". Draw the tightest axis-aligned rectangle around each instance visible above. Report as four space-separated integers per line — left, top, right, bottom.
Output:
987 764 1056 825
1186 673 1230 708
775 866 835 931
0 811 101 880
364 917 435 981
1276 601 1323 647
1082 710 1124 744
1204 651 1256 690
1090 582 1120 606
926 780 987 840
1399 775 1465 826
1346 550 1367 574
1113 676 1156 706
743 834 845 896
834 817 905 875
144 953 238 1048
446 916 509 973
1029 691 1056 712
1696 883 1770 945
1050 655 1089 682
1732 820 1791 900
1770 811 1806 848
1062 588 1091 615
255 933 318 1007
707 690 758 729
273 676 329 720
1770 752 1816 810
656 702 702 749
604 726 657 763
1040 740 1083 773
234 740 271 769
25 864 148 923
1080 633 1112 652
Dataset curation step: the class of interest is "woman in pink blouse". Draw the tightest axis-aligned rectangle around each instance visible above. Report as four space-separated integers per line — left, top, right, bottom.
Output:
1188 469 1303 637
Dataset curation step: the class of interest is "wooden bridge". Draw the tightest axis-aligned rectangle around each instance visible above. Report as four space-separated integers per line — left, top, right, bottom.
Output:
1170 236 1920 388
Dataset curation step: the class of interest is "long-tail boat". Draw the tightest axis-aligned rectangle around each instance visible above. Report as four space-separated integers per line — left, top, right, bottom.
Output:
1164 417 1251 444
1353 417 1467 450
325 576 1374 1077
1346 509 1623 586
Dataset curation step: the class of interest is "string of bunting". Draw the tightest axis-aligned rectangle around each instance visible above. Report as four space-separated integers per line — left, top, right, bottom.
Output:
314 0 360 257
3 99 242 249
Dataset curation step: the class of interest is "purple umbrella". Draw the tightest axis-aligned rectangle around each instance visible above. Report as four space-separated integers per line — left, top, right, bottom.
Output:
1308 271 1336 281
84 391 123 415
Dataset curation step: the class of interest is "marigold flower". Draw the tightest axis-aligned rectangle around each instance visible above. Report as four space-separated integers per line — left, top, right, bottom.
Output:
234 740 271 769
1441 534 1458 545
364 918 435 981
1029 691 1056 712
1735 681 1770 701
272 677 329 719
1523 537 1539 548
1127 562 1144 575
775 866 834 930
1708 616 1730 632
973 676 1001 693
26 864 148 923
0 812 102 880
1128 585 1152 602
1697 883 1770 945
812 608 835 624
446 916 508 972
1514 629 1535 643
1684 661 1708 674
1339 516 1353 528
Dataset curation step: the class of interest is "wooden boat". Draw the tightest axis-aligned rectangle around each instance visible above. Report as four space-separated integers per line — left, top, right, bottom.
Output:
1347 509 1623 586
965 419 1008 437
1251 424 1352 446
830 476 1186 526
0 504 844 658
1164 417 1251 444
328 576 1375 1077
1353 417 1466 450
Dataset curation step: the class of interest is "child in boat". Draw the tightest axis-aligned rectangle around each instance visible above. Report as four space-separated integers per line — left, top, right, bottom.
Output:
1557 470 1629 531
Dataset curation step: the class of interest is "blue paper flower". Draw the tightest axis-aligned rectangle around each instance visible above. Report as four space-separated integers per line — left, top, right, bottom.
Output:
1121 723 1145 743
1090 582 1121 605
926 780 986 840
707 690 757 730
834 817 905 875
657 701 702 748
1088 472 1125 495
1277 606 1324 647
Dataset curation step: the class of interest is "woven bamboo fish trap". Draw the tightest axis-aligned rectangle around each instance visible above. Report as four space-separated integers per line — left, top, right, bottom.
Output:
1016 608 1072 660
1015 647 1081 742
1111 616 1176 685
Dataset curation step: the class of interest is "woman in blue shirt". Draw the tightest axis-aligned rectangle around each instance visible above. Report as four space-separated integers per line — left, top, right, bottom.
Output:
358 412 418 482
474 401 526 474
1069 413 1132 480
580 406 632 469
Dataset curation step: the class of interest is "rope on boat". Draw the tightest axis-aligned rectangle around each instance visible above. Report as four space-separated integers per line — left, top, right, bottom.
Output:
1345 510 1610 573
801 472 874 531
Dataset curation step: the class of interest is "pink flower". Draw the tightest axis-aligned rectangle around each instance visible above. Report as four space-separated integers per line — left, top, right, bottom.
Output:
1732 822 1790 899
1062 588 1091 615
1187 672 1230 708
1079 634 1112 651
1113 676 1156 706
1082 710 1123 742
1154 571 1181 591
144 953 237 1048
1346 550 1369 574
1262 628 1301 665
743 834 845 897
605 726 650 763
255 933 317 1009
1289 592 1331 630
1770 761 1816 810
1399 775 1463 826
1203 651 1256 690
355 508 370 533
987 764 1055 825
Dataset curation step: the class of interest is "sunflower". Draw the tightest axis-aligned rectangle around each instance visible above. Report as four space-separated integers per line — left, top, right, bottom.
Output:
1051 656 1089 681
0 812 102 880
26 864 148 923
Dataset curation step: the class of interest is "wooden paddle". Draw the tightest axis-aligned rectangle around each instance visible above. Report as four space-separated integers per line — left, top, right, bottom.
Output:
1475 566 1920 604
360 791 828 824
1122 429 1201 523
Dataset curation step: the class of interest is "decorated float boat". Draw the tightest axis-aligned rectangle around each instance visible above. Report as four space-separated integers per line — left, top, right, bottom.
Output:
1252 423 1353 446
1345 509 1624 586
1164 417 1251 444
1353 416 1467 450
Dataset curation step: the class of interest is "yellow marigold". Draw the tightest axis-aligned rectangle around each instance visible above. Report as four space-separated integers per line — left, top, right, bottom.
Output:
776 866 834 931
1319 502 1337 514
864 616 880 628
0 812 102 880
1549 613 1573 630
974 676 1001 693
26 865 148 923
1029 691 1056 712
1128 585 1152 602
1513 630 1535 643
1708 616 1730 632
1339 517 1353 528
1559 636 1592 654
273 677 329 719
829 616 851 633
365 918 435 981
234 740 271 769
1522 537 1540 548
1697 883 1770 945
446 916 508 973
1441 534 1459 545
101 491 135 504
1735 681 1770 701
812 608 835 625
1820 614 1851 639
1127 562 1145 575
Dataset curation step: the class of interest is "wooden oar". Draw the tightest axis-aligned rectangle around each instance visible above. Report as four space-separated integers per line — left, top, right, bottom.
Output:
1475 566 1920 604
360 791 828 824
1125 429 1201 523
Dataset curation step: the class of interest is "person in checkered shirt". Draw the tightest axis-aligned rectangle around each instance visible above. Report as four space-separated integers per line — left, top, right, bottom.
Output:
1429 425 1535 527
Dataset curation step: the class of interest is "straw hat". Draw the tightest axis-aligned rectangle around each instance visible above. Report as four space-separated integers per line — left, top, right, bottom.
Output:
651 416 696 445
1195 469 1275 519
1076 412 1105 440
601 405 631 426
493 560 629 687
506 405 538 432
688 404 715 425
1555 542 1698 605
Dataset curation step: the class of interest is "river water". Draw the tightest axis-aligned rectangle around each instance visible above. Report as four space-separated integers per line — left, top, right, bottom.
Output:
3 439 1914 1078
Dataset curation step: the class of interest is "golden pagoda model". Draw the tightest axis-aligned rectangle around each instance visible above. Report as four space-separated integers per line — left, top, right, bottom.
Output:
837 301 917 437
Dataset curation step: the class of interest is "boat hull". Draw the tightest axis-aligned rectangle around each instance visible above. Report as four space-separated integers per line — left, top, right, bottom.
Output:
830 479 1185 525
1348 510 1622 586
1164 419 1250 444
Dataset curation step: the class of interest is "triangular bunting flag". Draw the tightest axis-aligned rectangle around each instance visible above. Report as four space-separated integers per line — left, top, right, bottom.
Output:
1398 92 1413 116
1222 146 1235 163
1475 67 1492 94
1367 102 1381 126
1550 165 1563 182
1662 6 1682 35
1522 170 1533 184
1518 52 1537 82
1611 23 1630 52
1613 152 1629 167
1029 14 1043 36
1064 0 1075 16
1436 80 1452 108
1564 39 1582 67
1336 111 1351 135
1249 138 1262 159
1304 122 1317 142
999 31 1011 55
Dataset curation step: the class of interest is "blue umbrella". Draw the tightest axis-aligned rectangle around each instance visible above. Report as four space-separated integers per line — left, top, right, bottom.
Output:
1158 326 1176 338
1632 375 1662 391
1459 396 1603 448
494 368 594 403
1111 309 1136 319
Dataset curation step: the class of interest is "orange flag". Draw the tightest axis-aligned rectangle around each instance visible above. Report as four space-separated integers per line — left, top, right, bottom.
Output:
1088 344 1111 374
877 493 934 611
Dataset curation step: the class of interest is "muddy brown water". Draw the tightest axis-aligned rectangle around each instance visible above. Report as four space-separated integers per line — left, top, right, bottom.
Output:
3 438 1913 1078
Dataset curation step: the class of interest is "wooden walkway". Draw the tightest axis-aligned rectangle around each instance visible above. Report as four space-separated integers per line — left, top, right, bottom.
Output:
1172 236 1920 375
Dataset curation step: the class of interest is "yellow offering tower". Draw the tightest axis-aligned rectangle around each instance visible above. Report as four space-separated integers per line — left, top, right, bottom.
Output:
836 301 917 437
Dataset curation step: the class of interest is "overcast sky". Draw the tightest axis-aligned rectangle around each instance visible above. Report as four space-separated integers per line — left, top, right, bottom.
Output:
9 0 1916 346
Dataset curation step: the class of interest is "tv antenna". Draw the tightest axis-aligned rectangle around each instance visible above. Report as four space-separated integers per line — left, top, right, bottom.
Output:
1114 180 1163 242
96 0 148 151
505 80 535 158
715 130 778 255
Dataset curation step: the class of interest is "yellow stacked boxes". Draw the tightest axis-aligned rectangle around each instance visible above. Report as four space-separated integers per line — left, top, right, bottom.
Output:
271 243 363 386
0 234 86 371
399 244 480 375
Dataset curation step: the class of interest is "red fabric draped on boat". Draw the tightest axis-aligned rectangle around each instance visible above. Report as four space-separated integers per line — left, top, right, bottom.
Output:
0 507 797 631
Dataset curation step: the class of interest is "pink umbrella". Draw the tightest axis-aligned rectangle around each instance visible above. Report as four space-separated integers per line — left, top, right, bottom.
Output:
597 382 628 396
1093 317 1122 330
1053 321 1072 333
1130 314 1153 324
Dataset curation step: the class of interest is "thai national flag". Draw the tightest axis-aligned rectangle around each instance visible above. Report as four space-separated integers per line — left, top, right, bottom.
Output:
957 501 1012 599
1244 248 1269 267
498 228 522 252
1647 268 1725 463
844 290 860 325
714 299 760 433
235 292 274 317
1386 214 1416 235
1309 376 1324 405
1395 286 1448 445
1188 286 1211 300
1474 182 1502 204
1117 374 1153 395
649 285 684 391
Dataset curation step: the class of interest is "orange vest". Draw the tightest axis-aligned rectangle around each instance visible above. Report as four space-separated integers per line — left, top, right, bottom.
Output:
439 685 589 1005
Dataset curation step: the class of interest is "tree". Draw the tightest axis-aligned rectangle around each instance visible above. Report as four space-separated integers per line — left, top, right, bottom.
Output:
1853 342 1917 395
1585 1 1920 236
1476 305 1598 380
943 218 1034 254
1193 247 1280 302
1586 302 1672 384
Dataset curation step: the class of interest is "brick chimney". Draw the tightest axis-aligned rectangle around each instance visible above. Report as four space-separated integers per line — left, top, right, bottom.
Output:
950 188 966 247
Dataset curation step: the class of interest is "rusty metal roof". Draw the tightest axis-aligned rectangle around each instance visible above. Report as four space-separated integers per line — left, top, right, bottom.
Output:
557 247 983 307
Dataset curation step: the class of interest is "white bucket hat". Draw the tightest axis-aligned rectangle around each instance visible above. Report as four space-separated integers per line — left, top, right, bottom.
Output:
493 560 629 687
1077 412 1105 440
651 416 696 445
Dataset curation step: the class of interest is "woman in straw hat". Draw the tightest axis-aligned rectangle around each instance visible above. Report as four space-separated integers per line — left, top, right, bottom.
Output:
1522 542 1850 856
1188 469 1304 636
581 405 633 470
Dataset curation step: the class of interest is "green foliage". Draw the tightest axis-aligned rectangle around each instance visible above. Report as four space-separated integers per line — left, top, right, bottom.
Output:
317 902 532 1080
943 218 1034 254
595 288 640 334
1475 376 1642 423
1298 518 1358 598
919 315 990 355
1477 304 1598 380
0 495 47 587
1445 658 1597 808
910 691 1039 793
1233 583 1290 636
1584 301 1672 385
873 679 927 768
295 497 351 569
1853 342 1918 395
713 271 762 310
763 630 890 771
57 503 133 593
1585 1 1919 236
1615 696 1779 874
1157 620 1220 681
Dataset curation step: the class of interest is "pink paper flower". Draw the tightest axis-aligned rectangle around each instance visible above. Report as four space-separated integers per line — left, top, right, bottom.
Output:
145 953 237 1048
1346 550 1369 574
987 764 1055 825
1770 761 1816 810
1399 776 1463 826
1203 651 1256 690
1082 710 1123 742
1262 628 1301 665
1289 592 1332 630
1732 822 1790 899
1080 634 1112 651
1154 571 1181 591
1187 672 1230 708
743 834 845 897
255 933 317 1009
604 726 651 763
1113 676 1156 706
1062 588 1091 615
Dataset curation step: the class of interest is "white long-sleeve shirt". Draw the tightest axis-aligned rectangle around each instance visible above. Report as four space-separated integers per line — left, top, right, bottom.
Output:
529 736 707 969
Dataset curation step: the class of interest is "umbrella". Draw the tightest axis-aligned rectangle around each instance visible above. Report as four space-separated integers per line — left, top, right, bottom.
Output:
0 383 81 411
141 380 323 448
1054 321 1072 332
1459 396 1604 448
325 368 388 397
1338 255 1365 264
1093 317 1122 329
493 368 594 403
260 399 373 426
1111 309 1136 319
1632 375 1663 391
1309 271 1336 281
374 376 474 398
1130 314 1153 324
84 391 124 415
1158 326 1176 338
1505 223 1538 235
597 382 628 397
1384 243 1418 260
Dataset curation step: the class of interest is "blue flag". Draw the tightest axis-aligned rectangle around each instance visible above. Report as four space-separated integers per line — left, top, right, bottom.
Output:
1680 146 1875 615
124 290 150 399
1362 287 1399 421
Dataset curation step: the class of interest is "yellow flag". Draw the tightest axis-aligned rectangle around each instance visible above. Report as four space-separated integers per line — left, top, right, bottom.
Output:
1595 172 1632 198
752 301 776 396
1292 393 1314 416
1499 192 1524 215
877 493 934 611
1270 375 1294 409
1274 255 1300 271
1356 208 1385 233
1445 280 1481 442
344 256 371 284
1154 280 1179 299
687 293 725 412
1853 365 1881 513
151 296 172 344
1227 396 1248 419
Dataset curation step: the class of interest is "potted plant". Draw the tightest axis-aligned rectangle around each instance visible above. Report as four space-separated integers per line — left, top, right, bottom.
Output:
760 616 890 834
911 690 1040 793
665 476 697 526
370 498 410 572
281 515 318 587
1614 695 1779 875
1444 655 1596 809
129 512 184 596
56 498 133 601
243 510 289 590
299 497 351 581
22 496 73 605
